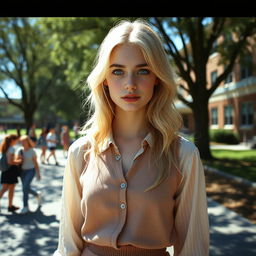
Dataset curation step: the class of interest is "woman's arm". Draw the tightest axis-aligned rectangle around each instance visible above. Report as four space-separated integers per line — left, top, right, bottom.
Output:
173 145 209 256
32 154 41 180
53 143 85 256
7 152 22 166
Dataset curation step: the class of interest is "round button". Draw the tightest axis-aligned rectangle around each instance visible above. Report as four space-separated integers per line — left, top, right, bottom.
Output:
120 203 126 210
120 182 126 189
115 155 121 161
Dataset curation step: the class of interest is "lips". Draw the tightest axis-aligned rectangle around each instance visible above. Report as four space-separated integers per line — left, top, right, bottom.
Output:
121 94 140 102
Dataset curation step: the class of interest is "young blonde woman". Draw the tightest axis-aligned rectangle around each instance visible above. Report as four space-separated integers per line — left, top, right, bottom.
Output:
0 134 21 212
18 135 42 214
54 19 209 256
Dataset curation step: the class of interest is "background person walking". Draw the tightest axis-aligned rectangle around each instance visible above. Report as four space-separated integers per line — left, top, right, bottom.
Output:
17 135 42 214
28 124 37 147
0 134 22 212
60 125 70 158
38 127 48 164
46 127 59 166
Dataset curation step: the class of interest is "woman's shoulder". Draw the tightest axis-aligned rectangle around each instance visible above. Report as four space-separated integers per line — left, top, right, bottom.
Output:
69 135 92 155
178 135 197 154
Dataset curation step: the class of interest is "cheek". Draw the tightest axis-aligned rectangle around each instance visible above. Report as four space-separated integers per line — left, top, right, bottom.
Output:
108 83 121 101
109 83 119 92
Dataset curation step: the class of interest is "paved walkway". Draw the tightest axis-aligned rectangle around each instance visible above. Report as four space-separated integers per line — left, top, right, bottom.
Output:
0 148 256 256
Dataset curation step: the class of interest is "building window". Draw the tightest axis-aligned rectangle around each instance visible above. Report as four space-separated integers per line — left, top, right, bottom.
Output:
224 105 233 125
211 108 218 125
241 102 254 125
240 55 252 79
211 70 217 86
225 71 233 84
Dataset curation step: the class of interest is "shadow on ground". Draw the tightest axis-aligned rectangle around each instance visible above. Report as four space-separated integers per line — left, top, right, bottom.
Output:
208 199 256 256
0 158 64 256
0 207 59 256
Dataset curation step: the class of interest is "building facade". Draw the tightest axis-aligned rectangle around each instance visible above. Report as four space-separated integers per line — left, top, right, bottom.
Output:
176 40 256 143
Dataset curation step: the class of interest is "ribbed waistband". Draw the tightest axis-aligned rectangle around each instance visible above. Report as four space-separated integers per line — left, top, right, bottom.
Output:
87 244 168 256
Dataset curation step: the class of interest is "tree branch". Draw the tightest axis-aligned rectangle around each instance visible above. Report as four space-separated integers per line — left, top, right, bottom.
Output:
177 92 194 109
208 19 256 96
0 86 23 110
152 17 195 89
205 17 226 57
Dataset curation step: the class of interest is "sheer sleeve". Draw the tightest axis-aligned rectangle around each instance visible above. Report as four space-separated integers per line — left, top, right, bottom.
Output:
53 139 87 256
173 143 209 256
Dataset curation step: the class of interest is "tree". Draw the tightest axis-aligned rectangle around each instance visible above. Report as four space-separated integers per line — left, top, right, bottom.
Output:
0 18 64 132
151 17 256 159
35 71 83 127
39 17 132 126
39 17 121 90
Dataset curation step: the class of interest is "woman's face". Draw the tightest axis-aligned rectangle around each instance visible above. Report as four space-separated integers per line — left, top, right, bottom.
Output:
20 139 28 147
10 139 18 146
105 43 158 113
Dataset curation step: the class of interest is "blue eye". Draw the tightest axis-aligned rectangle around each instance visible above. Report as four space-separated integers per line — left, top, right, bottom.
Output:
112 69 124 75
138 69 150 75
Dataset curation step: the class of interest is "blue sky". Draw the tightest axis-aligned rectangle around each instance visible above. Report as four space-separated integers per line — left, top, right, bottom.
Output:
0 80 21 99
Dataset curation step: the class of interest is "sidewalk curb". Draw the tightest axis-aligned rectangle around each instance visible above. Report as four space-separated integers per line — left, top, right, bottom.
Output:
204 165 256 188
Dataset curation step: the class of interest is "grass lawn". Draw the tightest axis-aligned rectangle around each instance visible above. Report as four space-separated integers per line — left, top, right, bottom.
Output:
203 149 256 182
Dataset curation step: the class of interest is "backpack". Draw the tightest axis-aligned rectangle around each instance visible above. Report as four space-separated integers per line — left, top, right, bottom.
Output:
0 152 9 172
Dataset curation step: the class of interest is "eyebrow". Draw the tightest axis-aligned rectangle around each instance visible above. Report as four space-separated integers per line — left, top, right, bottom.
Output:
109 63 148 68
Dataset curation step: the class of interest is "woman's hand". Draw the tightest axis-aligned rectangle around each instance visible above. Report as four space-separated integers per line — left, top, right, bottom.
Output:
36 171 41 180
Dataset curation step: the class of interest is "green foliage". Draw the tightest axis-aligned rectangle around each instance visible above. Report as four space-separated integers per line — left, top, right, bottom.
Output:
0 17 69 128
210 129 240 144
39 17 121 91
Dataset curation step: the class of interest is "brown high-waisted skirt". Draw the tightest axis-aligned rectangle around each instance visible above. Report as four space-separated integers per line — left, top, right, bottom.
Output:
82 244 170 256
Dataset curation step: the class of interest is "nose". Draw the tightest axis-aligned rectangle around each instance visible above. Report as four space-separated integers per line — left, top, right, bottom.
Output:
125 74 137 92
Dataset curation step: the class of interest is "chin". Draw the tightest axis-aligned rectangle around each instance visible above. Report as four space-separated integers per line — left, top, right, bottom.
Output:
119 105 146 113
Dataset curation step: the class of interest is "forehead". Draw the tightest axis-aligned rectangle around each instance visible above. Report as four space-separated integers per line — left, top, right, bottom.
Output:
110 43 146 65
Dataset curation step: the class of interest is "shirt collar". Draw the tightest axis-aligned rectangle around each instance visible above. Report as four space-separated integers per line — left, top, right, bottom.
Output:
98 132 153 154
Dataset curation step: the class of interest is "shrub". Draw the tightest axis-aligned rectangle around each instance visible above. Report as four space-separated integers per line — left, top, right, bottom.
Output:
210 129 240 144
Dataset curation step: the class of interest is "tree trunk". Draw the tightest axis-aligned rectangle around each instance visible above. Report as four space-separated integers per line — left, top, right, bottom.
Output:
192 101 213 160
24 109 34 135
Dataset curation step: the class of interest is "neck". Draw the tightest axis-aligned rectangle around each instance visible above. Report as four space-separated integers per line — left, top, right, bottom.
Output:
23 145 30 151
112 108 150 140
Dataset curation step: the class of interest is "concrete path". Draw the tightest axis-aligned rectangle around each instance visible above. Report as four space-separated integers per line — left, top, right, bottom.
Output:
0 148 256 256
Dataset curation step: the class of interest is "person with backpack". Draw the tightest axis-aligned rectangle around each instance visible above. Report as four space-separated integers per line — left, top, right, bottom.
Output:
0 134 22 212
53 19 209 256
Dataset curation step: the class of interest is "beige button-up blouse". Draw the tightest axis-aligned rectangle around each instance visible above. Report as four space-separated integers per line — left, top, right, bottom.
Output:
53 134 209 256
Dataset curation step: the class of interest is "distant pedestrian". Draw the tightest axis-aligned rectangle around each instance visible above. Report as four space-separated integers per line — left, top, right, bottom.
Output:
60 125 70 158
17 135 42 214
28 124 37 147
46 127 59 166
73 122 80 140
38 127 48 164
0 134 22 212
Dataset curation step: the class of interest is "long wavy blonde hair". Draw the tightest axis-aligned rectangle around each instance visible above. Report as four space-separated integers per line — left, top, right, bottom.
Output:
82 19 183 191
